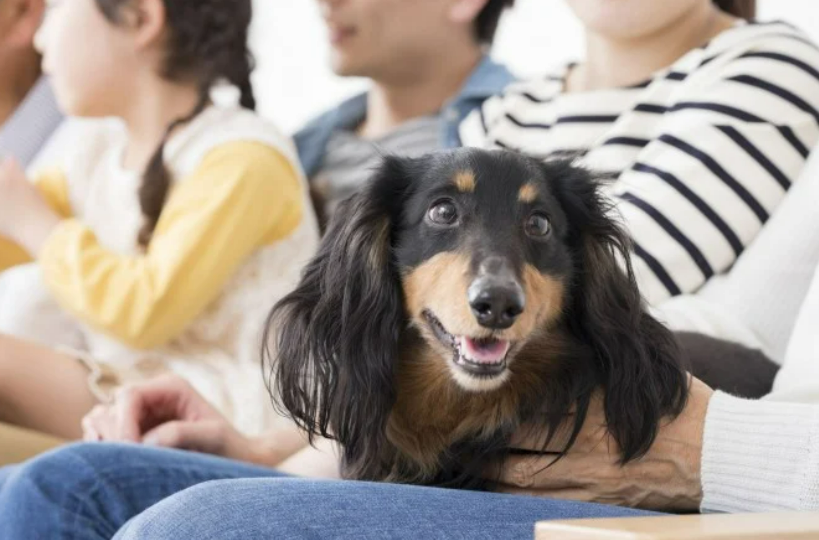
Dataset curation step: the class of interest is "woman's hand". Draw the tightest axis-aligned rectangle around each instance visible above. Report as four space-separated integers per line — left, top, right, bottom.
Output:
0 158 61 253
498 377 714 511
82 375 276 466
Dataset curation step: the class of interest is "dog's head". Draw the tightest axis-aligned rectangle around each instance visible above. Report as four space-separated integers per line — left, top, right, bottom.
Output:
267 148 687 477
393 150 580 392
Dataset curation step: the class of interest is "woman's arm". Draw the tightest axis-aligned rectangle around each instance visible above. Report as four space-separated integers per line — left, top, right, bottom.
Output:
616 58 819 308
700 256 819 513
499 260 819 512
496 378 713 512
39 142 305 349
653 148 819 359
700 393 819 512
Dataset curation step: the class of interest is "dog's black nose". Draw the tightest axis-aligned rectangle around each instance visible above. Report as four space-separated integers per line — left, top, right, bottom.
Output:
468 278 525 330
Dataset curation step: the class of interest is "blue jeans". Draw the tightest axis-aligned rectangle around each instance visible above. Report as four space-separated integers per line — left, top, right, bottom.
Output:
0 443 654 540
113 478 655 540
0 464 15 489
0 443 284 540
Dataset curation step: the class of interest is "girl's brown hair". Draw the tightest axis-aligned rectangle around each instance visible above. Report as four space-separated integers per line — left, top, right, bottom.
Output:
95 0 256 246
714 0 757 20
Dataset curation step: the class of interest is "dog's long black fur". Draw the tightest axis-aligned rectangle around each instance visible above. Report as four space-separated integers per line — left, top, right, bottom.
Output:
264 149 690 488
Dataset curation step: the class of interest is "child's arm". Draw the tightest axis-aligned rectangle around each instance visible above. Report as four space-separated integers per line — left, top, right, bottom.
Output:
39 141 305 349
0 168 73 272
0 241 31 272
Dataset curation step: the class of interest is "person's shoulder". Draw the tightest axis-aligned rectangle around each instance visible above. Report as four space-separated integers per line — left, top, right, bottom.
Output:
171 105 302 177
701 21 819 66
458 65 568 148
187 106 292 151
483 64 569 108
668 21 819 124
291 92 368 177
457 57 518 100
292 93 367 144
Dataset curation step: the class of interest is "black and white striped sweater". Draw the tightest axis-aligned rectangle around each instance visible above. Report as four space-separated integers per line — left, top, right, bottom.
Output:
461 21 819 306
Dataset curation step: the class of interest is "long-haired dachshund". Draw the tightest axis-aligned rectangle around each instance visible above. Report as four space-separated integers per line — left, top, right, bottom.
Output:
265 148 776 489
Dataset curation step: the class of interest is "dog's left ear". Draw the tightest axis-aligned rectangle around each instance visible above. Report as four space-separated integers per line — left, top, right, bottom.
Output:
264 155 416 479
548 162 689 463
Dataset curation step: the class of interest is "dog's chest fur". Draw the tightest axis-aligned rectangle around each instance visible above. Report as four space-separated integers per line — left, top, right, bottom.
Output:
379 330 571 486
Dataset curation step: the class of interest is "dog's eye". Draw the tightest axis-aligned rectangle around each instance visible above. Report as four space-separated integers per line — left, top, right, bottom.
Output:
525 213 551 238
427 200 459 226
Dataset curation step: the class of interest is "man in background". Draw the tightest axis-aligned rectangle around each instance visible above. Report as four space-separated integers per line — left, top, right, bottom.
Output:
296 0 516 226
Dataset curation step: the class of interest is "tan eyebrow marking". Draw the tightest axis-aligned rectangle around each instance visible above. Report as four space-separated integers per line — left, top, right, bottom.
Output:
518 183 538 203
453 170 476 193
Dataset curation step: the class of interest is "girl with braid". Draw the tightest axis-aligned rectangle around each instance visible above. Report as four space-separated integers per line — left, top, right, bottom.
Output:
0 0 319 439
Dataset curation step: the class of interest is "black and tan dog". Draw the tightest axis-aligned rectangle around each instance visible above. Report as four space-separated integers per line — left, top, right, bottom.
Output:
265 148 776 490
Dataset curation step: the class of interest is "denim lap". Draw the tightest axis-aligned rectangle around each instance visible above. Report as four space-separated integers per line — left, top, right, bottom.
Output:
0 442 285 540
114 477 657 540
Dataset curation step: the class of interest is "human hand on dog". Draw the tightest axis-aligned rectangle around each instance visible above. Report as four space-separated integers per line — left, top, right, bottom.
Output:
82 374 270 465
0 158 61 254
497 377 714 511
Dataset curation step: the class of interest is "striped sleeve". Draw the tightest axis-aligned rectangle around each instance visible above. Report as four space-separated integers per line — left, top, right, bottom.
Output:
616 36 819 304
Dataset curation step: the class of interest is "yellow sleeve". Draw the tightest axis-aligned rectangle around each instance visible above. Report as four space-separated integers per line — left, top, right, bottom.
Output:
0 169 72 272
0 240 31 272
39 141 304 349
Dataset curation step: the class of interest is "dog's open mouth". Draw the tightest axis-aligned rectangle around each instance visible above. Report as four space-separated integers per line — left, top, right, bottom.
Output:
423 310 511 378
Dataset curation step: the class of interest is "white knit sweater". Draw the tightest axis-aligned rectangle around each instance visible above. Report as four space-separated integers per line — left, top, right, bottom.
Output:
701 149 819 512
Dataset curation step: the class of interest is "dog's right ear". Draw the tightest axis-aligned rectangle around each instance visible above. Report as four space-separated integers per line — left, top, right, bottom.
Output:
263 155 415 478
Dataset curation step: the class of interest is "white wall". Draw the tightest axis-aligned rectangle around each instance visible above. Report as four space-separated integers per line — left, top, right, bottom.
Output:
250 0 819 134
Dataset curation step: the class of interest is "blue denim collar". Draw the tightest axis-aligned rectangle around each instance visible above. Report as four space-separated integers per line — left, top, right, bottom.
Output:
329 55 511 131
454 55 514 101
294 55 514 178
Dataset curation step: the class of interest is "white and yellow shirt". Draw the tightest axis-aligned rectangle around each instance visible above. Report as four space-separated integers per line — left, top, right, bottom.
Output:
0 105 320 435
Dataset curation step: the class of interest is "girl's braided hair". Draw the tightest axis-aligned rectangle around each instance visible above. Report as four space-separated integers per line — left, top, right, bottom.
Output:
96 0 256 246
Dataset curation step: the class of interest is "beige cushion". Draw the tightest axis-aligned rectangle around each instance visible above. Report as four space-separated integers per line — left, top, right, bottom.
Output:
0 423 63 466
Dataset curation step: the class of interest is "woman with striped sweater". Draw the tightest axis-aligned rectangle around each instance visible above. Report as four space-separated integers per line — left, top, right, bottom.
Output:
461 0 819 361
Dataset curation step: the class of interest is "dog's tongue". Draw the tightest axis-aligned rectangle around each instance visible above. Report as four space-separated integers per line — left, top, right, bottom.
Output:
459 337 510 364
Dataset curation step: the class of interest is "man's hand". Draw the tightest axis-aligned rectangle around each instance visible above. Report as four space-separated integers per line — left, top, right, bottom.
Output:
498 377 714 511
0 158 60 253
82 375 275 466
